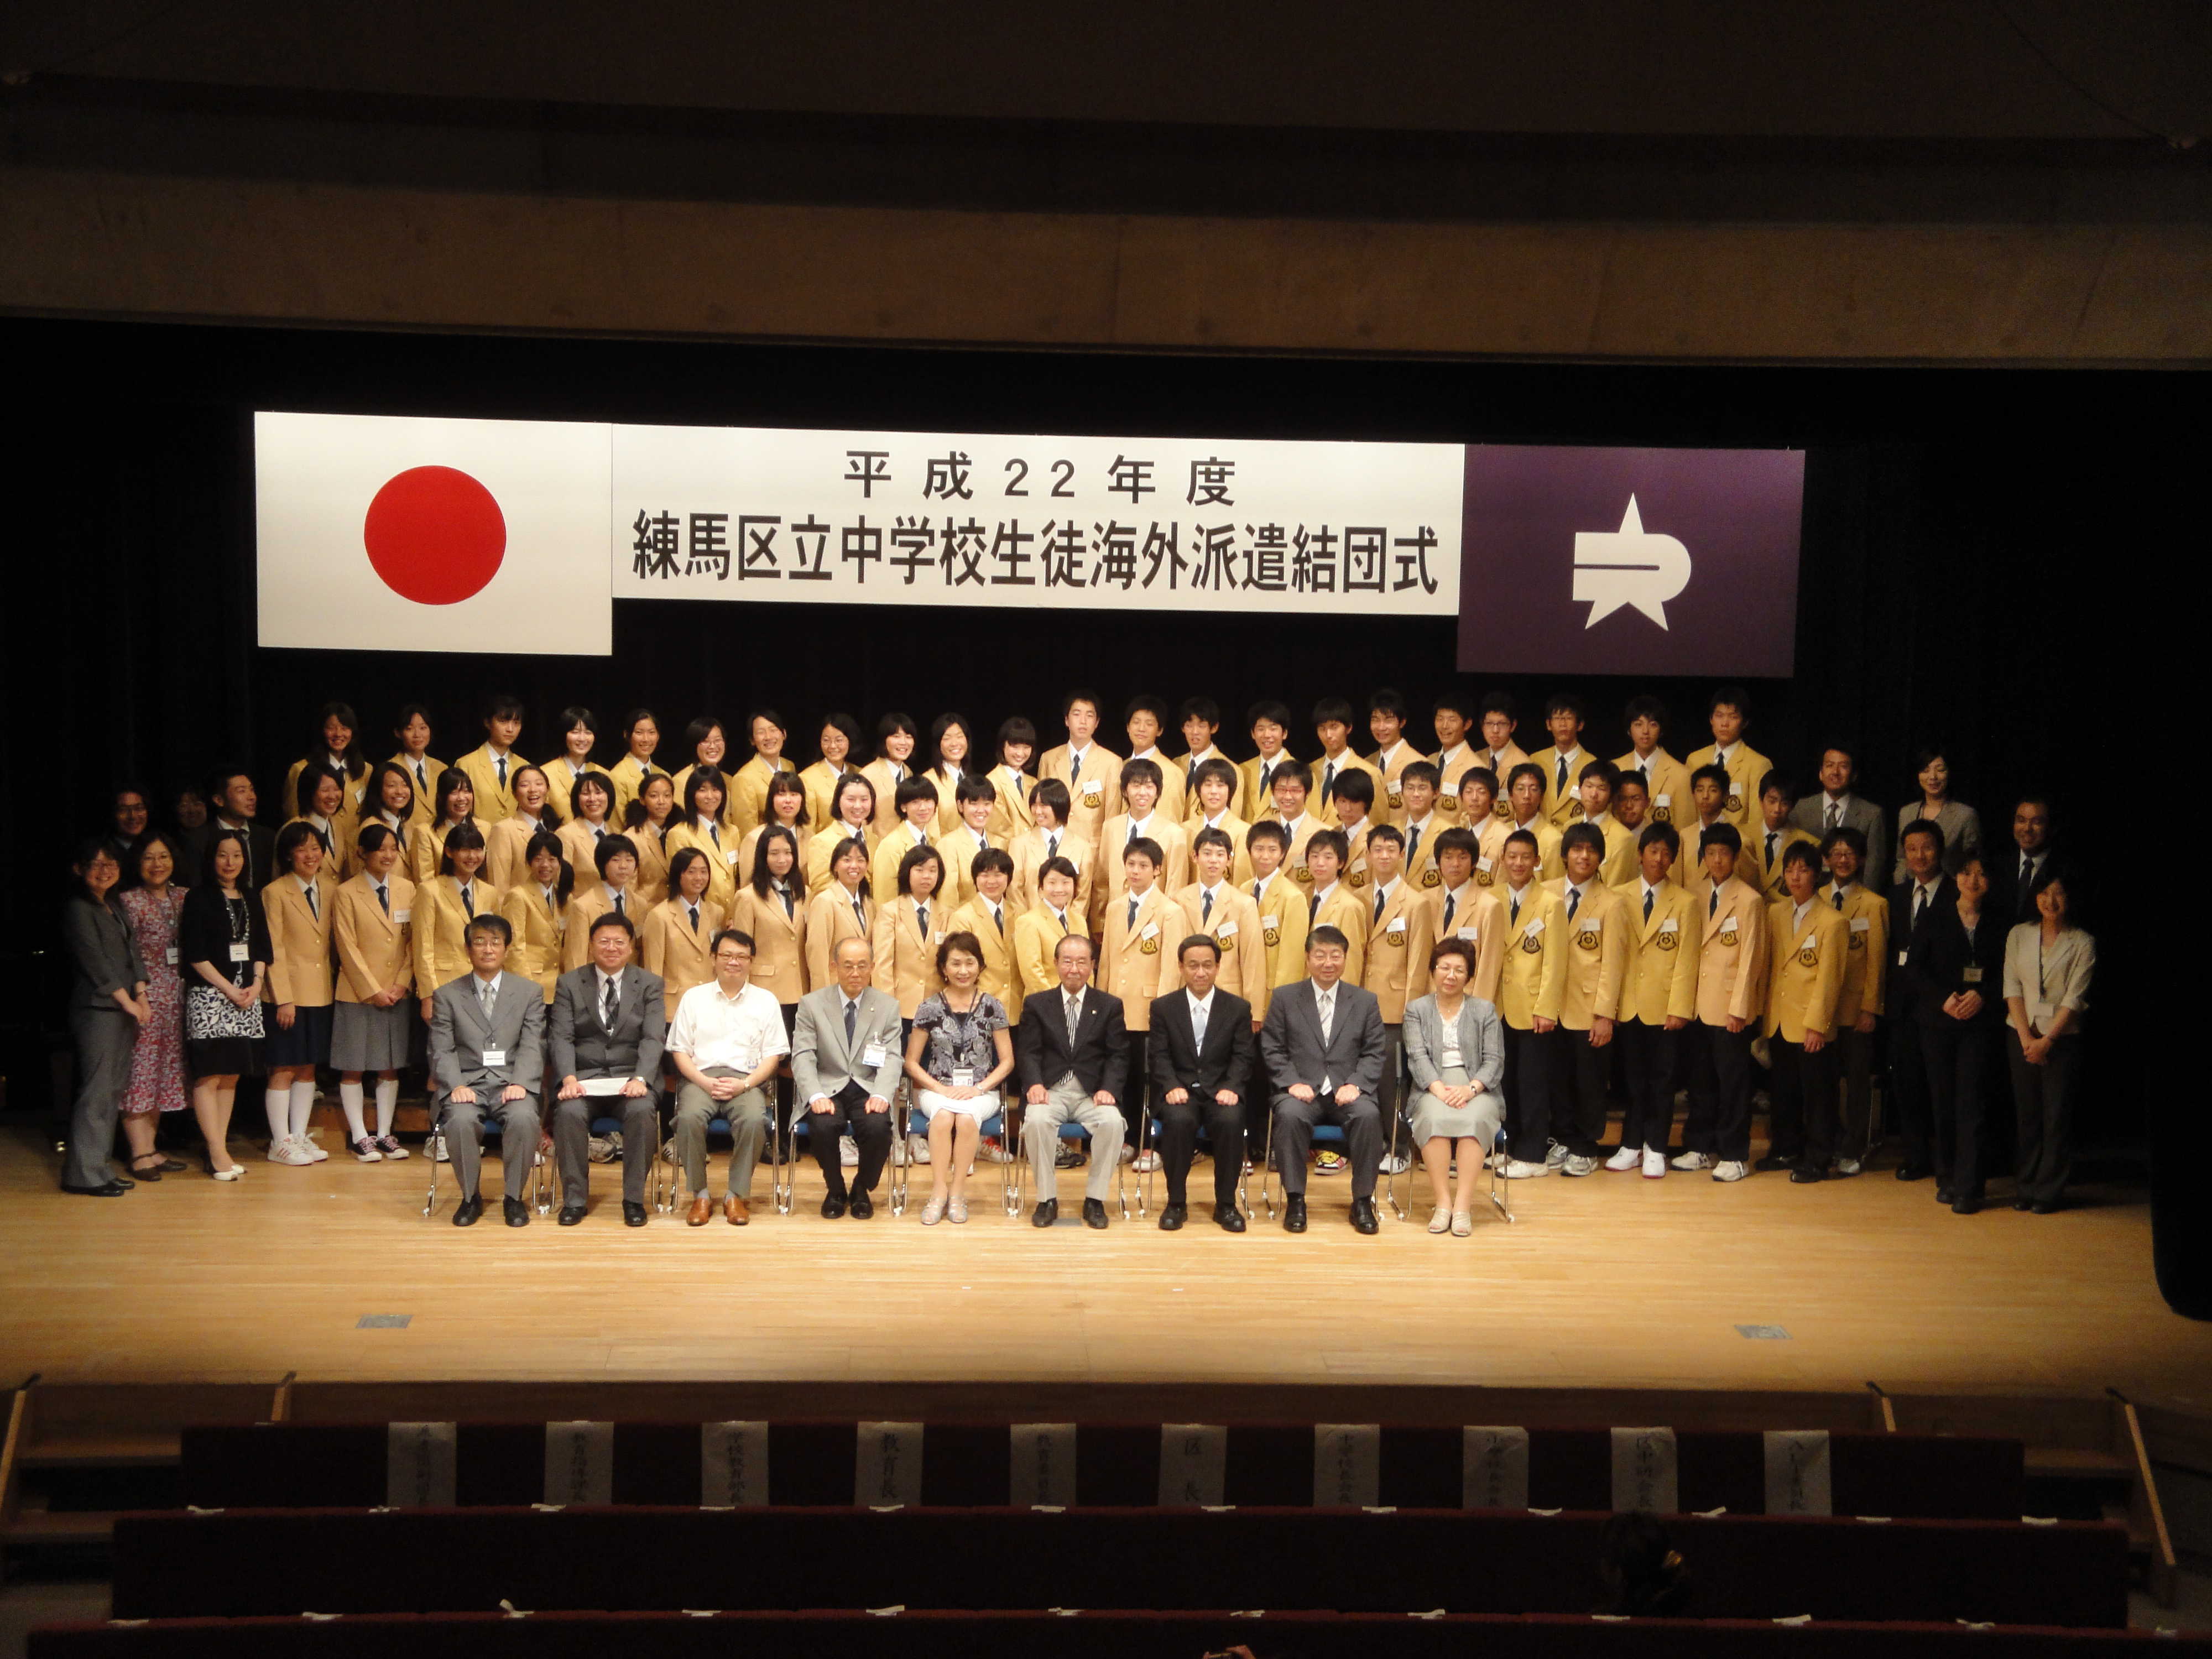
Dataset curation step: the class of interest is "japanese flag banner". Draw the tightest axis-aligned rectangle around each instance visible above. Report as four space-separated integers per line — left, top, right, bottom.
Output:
255 412 614 655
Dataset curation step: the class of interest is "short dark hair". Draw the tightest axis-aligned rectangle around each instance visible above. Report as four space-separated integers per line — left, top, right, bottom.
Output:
1329 770 1375 808
1176 934 1220 964
1123 836 1164 869
558 705 598 740
483 693 525 722
1367 687 1408 719
1433 827 1479 863
1478 690 1518 721
1120 757 1163 792
1561 823 1604 857
1124 693 1170 726
1031 778 1071 821
355 821 398 855
1707 685 1749 718
1193 757 1239 794
1191 827 1233 857
954 773 999 807
817 711 864 754
874 711 919 750
567 770 616 823
1247 698 1294 731
274 819 322 873
1821 825 1869 863
996 714 1037 754
1366 823 1404 849
709 928 755 956
1623 694 1668 729
465 912 513 946
1270 763 1312 796
1900 817 1947 856
1428 937 1476 973
1506 761 1547 795
1400 760 1440 790
1699 822 1743 856
936 930 985 976
1545 692 1585 722
1178 696 1221 729
895 842 945 898
1037 854 1081 886
1307 828 1350 866
588 911 637 941
1308 925 1351 953
1245 821 1287 851
1758 770 1796 803
1577 759 1619 790
1780 841 1821 874
1060 688 1101 719
1312 696 1355 729
1433 688 1479 721
1691 764 1732 795
593 832 639 876
971 847 1014 879
1637 822 1681 858
894 774 939 813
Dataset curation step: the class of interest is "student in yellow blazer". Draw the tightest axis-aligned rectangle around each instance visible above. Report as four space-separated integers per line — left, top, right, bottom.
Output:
860 711 921 838
734 771 813 890
1818 825 1890 1174
411 769 488 893
1237 697 1297 825
1011 855 1088 1015
1425 688 1482 828
1679 823 1770 1180
984 715 1040 843
556 771 622 900
282 786 358 890
1364 688 1420 826
1564 764 1637 888
604 707 664 825
1614 693 1691 836
1543 823 1630 1172
804 836 874 993
1355 827 1432 1146
388 702 444 830
1762 840 1849 1181
640 854 724 1008
1531 694 1598 830
1268 766 1325 889
946 848 1024 1024
1602 821 1701 1175
1095 836 1192 1159
1308 697 1384 830
282 702 374 830
330 822 415 1159
495 832 572 1003
1304 831 1371 981
360 764 421 872
559 836 644 973
1186 759 1254 888
1009 780 1095 917
1331 774 1389 889
873 843 948 1019
1469 692 1531 823
262 822 340 1166
1172 695 1230 825
1245 823 1311 1000
1421 830 1507 1006
1093 759 1191 930
540 705 601 820
411 822 497 1019
665 768 743 912
729 827 810 1022
727 710 793 836
918 711 979 825
871 775 942 904
1493 827 1568 1177
669 714 744 834
1678 766 1758 894
1752 776 1818 905
804 774 880 895
1167 828 1269 1024
1121 695 1187 827
484 765 560 894
931 775 1005 913
1684 685 1772 837
454 695 526 828
789 714 854 833
1039 690 1121 846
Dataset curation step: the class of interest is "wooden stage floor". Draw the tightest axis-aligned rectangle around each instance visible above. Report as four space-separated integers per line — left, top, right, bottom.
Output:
2 1121 2204 1405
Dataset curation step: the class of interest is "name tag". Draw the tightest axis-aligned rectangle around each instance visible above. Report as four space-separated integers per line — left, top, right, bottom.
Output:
1081 779 1104 804
1654 794 1671 810
1849 917 1871 932
1140 921 1160 941
862 1043 889 1068
1385 778 1403 800
952 1068 976 1088
1455 926 1479 942
1217 920 1238 938
165 947 180 965
393 907 411 924
1897 950 1910 966
1657 917 1679 936
726 848 740 865
1476 855 1493 873
228 942 251 963
482 1048 507 1067
1385 919 1407 942
1963 966 1984 984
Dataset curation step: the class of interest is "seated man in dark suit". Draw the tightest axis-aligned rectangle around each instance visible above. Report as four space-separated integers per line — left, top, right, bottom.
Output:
549 913 667 1228
1014 933 1129 1229
1260 924 1387 1234
1149 933 1255 1233
428 914 547 1228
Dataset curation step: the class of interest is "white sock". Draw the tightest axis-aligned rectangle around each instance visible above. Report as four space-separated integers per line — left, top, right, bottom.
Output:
289 1080 316 1139
264 1088 290 1144
374 1078 399 1136
339 1081 368 1143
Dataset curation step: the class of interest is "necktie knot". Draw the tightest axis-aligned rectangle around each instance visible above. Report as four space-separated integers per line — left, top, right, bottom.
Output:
1642 889 1653 922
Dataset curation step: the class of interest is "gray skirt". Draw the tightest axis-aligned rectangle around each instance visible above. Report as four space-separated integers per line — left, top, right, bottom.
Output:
331 999 414 1071
1408 1063 1503 1148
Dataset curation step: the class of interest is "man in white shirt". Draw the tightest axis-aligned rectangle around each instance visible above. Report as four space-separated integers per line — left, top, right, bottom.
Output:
667 928 789 1227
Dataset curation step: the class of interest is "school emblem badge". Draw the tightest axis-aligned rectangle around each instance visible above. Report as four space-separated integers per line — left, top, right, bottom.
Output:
1566 801 1585 820
1348 869 1369 889
1493 799 1513 820
1847 930 1865 952
1421 868 1441 888
1575 928 1601 953
1139 933 1160 956
1651 805 1673 823
1475 868 1495 885
1521 931 1543 954
1798 940 1819 966
1261 919 1281 947
1655 930 1678 951
1725 793 1744 814
1292 865 1312 885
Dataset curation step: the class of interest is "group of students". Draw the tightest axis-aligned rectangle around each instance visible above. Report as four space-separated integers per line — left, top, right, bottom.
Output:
60 685 2094 1222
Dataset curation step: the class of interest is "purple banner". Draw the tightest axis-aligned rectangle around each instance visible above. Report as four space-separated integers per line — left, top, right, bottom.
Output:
1457 445 1804 678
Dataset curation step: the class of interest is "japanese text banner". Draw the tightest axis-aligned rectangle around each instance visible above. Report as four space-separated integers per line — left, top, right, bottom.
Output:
614 425 1462 617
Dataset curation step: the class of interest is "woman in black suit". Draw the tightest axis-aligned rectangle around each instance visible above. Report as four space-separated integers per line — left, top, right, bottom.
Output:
61 839 150 1195
1909 854 2007 1214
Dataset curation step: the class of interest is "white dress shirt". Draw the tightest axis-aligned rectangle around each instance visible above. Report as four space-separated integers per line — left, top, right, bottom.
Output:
667 978 789 1072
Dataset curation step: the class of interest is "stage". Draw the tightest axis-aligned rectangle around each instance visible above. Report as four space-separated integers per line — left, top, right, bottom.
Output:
1 1122 2202 1406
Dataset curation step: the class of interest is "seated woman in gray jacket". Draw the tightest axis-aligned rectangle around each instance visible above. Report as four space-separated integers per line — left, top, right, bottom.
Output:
1402 936 1505 1237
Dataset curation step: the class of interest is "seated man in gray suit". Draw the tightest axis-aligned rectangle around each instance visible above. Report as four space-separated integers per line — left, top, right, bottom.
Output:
1260 924 1387 1234
791 936 905 1219
429 914 547 1228
549 912 667 1229
1014 933 1130 1230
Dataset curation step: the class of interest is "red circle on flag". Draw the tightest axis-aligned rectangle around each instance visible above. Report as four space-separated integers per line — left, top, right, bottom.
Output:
363 466 506 605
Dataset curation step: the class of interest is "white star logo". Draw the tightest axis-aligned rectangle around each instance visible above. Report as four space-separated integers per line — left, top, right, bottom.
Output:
1572 495 1693 629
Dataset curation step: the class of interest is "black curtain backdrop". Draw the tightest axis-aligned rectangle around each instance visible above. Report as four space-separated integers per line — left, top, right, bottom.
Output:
3 317 2192 1310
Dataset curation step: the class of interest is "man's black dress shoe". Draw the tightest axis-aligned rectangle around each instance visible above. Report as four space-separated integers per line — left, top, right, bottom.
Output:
1790 1166 1823 1185
503 1196 529 1227
1159 1202 1187 1231
61 1180 128 1196
821 1193 847 1219
1935 1186 1954 1205
1083 1197 1108 1229
1350 1197 1379 1234
2031 1200 2060 1215
1895 1164 1932 1181
1031 1198 1058 1227
1754 1154 1792 1172
1283 1195 1308 1233
2012 1197 2034 1212
849 1193 874 1219
452 1193 483 1226
1214 1202 1246 1233
559 1204 587 1226
1951 1195 1981 1215
624 1201 648 1227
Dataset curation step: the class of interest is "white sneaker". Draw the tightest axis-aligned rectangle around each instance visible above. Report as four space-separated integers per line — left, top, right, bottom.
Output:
981 1136 1014 1165
1641 1149 1667 1179
1483 1150 1501 1170
1543 1140 1570 1168
906 1132 931 1166
1562 1154 1599 1176
431 1133 450 1163
839 1134 860 1168
1670 1150 1714 1172
1833 1157 1863 1176
1603 1145 1643 1172
267 1136 314 1166
374 1134 408 1161
1379 1152 1411 1175
1117 1144 1136 1164
1713 1160 1750 1183
1133 1150 1159 1172
351 1136 383 1163
301 1135 330 1162
1501 1159 1551 1178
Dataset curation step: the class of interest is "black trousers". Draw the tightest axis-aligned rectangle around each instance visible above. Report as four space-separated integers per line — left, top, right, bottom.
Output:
1922 1016 1997 1198
1155 1087 1244 1209
1685 1020 1756 1162
1553 1027 1611 1156
1888 995 1934 1171
1499 1023 1559 1157
2011 1033 2081 1205
1768 1036 1839 1170
807 1079 892 1198
1615 1018 1679 1154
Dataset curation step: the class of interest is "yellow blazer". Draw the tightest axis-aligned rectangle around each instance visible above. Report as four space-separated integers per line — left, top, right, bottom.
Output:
604 752 664 824
1277 816 1327 893
281 815 358 885
484 813 557 895
262 873 337 1008
1612 879 1702 1026
408 815 488 891
670 760 745 832
1251 872 1311 997
982 764 1038 843
283 758 372 824
556 817 615 897
872 894 945 1019
798 759 847 834
1011 902 1088 1009
1822 883 1889 1023
930 825 1003 912
1368 743 1422 825
1165 883 1268 1020
1765 898 1848 1044
1310 883 1371 983
1342 822 1374 893
1754 827 1818 904
724 754 780 837
1124 752 1187 827
1533 746 1596 830
802 822 878 894
331 872 415 1004
1172 751 1228 823
539 757 598 820
560 885 644 974
1469 817 1514 891
804 884 874 993
1494 882 1567 1031
1587 816 1638 888
1421 885 1506 1006
454 744 521 827
1010 827 1095 916
1686 741 1772 835
640 895 725 1005
386 753 446 827
1671 819 1756 891
1093 815 1191 929
1428 744 1477 826
735 820 813 891
1614 749 1692 833
729 886 808 1008
1359 879 1433 1024
1039 743 1121 846
497 882 568 1002
1692 875 1770 1027
1188 814 1256 889
665 818 743 912
413 875 499 1000
1095 885 1191 1031
1544 877 1629 1029
1237 752 1297 826
870 820 941 905
1393 817 1445 896
1311 752 1384 829
628 821 674 909
859 757 914 837
947 895 1025 1024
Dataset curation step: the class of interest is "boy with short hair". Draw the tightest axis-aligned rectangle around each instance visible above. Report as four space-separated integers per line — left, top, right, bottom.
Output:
1819 826 1888 1176
1494 828 1566 1177
1577 760 1635 886
457 693 526 825
1332 770 1380 890
1677 825 1770 1181
1429 690 1481 825
1603 820 1700 1177
1310 697 1383 829
1040 688 1120 846
1245 821 1310 997
1172 696 1227 823
1546 821 1628 1175
1010 779 1095 916
1303 830 1367 978
1684 764 1745 893
1536 694 1593 828
1188 757 1253 886
1366 688 1418 825
1239 699 1297 824
1270 764 1322 889
1421 827 1505 1003
1504 761 1566 880
1396 762 1443 888
1475 692 1529 817
1097 835 1193 1168
1455 768 1510 883
1613 695 1691 831
1760 842 1848 1183
1121 695 1186 825
1754 772 1815 903
1358 824 1430 1173
1685 686 1771 836
1171 827 1267 1020
1095 757 1191 928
